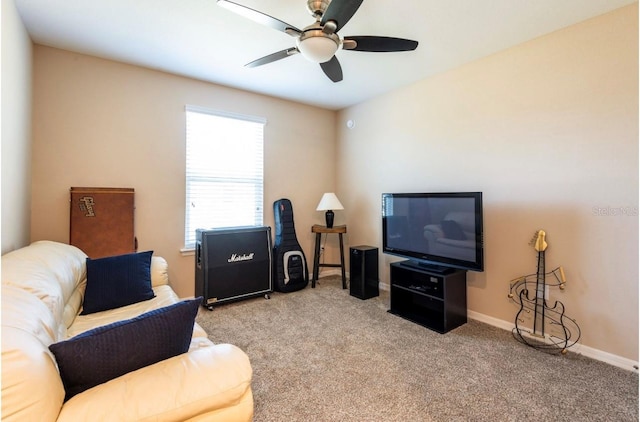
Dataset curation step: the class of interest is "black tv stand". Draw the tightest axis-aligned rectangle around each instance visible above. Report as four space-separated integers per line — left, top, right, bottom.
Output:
388 262 467 333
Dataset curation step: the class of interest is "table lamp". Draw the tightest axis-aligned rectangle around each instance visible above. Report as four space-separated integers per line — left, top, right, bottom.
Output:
316 193 344 228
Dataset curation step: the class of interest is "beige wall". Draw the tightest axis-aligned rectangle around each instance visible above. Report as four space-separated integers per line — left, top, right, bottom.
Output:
337 5 638 360
31 46 337 298
20 3 639 363
1 0 33 254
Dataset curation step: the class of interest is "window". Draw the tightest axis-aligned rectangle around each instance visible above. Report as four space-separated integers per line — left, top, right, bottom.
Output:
184 105 266 249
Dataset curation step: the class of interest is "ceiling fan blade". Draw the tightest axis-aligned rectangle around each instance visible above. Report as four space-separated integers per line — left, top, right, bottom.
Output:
320 56 343 83
343 36 418 52
246 48 300 68
320 0 364 33
217 0 301 36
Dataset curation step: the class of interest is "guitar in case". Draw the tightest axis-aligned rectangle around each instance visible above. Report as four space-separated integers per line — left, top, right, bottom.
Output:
272 198 309 292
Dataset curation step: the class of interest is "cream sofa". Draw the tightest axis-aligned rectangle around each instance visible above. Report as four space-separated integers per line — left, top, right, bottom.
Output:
1 240 253 421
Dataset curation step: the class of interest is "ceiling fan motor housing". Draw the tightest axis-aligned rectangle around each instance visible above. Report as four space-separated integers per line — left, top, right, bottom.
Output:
306 0 332 18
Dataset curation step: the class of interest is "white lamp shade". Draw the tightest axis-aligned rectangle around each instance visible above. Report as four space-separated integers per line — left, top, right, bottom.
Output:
316 193 344 211
297 36 339 63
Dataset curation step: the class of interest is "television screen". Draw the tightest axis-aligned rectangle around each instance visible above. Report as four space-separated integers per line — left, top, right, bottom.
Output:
382 192 484 272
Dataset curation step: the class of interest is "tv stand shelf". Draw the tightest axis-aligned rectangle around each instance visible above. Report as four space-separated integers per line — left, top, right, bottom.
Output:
388 262 467 334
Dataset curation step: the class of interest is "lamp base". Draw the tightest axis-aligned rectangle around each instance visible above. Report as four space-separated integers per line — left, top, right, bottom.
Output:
325 210 335 228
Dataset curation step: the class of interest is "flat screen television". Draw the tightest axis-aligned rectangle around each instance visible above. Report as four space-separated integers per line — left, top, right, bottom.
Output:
382 192 484 273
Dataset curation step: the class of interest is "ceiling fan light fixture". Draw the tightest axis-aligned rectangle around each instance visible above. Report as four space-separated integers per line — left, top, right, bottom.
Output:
217 0 419 82
297 31 339 63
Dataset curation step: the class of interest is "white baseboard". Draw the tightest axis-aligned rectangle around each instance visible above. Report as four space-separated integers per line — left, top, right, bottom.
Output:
468 310 639 373
326 277 637 372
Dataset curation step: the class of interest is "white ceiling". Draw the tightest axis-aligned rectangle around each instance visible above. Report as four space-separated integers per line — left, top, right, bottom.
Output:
14 0 636 110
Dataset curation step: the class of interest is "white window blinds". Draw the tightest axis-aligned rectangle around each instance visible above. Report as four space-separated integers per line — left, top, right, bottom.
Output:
184 105 266 248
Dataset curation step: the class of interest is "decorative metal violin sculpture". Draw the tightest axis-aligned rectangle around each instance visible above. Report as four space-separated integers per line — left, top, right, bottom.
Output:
508 230 581 354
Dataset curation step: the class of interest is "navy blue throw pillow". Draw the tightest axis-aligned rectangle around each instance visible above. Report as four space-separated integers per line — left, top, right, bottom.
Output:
81 251 155 315
49 298 202 401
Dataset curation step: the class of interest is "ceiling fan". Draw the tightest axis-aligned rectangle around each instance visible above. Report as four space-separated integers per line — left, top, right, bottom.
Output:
217 0 419 83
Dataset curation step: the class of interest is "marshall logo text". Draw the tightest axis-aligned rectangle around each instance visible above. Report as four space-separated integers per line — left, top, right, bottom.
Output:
228 253 255 263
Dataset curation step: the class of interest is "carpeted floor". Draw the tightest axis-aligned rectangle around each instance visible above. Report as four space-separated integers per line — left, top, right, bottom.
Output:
195 276 638 422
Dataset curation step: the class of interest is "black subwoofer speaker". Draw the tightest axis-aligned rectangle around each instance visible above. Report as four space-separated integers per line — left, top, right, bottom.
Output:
350 245 379 300
195 226 272 309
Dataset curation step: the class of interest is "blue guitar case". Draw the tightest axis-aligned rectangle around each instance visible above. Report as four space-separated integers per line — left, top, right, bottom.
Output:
272 198 309 292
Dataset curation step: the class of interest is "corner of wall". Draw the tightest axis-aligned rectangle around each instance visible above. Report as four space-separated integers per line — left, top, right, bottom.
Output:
1 0 34 254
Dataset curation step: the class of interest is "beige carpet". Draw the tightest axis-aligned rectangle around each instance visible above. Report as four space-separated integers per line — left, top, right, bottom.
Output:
196 276 638 422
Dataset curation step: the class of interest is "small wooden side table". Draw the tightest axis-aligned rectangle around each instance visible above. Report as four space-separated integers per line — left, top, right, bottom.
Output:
311 224 347 289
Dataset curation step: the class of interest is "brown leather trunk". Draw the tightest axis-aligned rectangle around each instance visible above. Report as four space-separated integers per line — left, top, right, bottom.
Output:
69 187 136 258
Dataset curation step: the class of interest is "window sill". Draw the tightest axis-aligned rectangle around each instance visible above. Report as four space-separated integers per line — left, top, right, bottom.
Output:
180 247 195 257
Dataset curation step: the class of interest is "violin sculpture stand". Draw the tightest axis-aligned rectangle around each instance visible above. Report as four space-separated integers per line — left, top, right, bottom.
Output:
508 230 581 354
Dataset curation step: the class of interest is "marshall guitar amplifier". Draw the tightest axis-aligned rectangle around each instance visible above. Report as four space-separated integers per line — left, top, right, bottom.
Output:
195 226 272 310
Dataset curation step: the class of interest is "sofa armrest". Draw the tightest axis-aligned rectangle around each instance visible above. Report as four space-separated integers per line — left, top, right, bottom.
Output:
56 344 253 422
424 224 444 238
150 256 169 287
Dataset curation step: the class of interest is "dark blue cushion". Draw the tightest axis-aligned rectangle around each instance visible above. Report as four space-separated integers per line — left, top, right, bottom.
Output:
49 298 201 401
81 251 155 315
